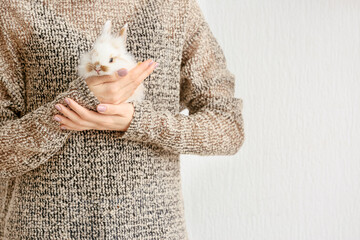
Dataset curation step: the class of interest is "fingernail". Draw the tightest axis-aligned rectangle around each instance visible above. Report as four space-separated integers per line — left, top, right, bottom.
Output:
117 68 128 77
64 98 70 105
54 116 61 122
148 60 154 66
97 105 106 112
154 63 159 69
55 105 62 111
60 126 67 130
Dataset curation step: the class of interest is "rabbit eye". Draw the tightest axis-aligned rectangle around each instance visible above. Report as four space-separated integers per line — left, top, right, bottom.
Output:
109 57 114 63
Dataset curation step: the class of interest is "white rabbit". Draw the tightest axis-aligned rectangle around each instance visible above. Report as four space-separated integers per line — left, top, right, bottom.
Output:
78 20 145 103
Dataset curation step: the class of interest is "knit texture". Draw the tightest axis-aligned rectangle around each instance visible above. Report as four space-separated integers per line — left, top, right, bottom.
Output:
0 0 245 239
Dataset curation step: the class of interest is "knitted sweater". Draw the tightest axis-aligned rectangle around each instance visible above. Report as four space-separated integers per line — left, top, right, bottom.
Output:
0 0 245 239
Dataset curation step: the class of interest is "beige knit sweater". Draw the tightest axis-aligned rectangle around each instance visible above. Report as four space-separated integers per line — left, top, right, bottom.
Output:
0 0 244 239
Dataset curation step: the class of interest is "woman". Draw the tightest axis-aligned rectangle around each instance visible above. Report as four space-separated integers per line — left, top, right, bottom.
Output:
0 0 244 238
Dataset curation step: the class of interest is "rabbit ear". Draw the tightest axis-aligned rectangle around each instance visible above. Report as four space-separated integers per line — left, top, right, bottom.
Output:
102 20 112 36
119 23 128 43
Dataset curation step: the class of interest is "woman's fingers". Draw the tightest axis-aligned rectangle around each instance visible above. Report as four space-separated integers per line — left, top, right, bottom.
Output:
97 102 134 116
55 99 98 128
128 59 155 80
108 68 128 83
54 110 86 131
53 99 135 131
137 61 158 84
111 59 156 87
117 61 157 101
84 59 156 105
64 98 95 122
55 103 82 123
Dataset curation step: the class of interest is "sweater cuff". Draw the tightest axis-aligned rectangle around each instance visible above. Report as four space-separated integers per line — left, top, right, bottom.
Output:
119 100 154 142
60 76 101 112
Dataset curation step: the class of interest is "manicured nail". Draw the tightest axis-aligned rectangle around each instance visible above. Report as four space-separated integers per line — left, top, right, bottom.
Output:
154 63 159 69
97 105 106 112
55 105 62 111
64 98 70 105
148 60 154 66
60 126 67 130
117 68 128 77
54 116 61 122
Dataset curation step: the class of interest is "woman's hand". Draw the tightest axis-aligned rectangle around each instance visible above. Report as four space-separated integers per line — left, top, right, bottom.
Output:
86 59 158 104
53 98 135 131
52 59 159 131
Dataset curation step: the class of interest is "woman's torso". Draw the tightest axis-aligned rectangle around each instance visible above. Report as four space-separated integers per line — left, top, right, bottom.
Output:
1 0 189 239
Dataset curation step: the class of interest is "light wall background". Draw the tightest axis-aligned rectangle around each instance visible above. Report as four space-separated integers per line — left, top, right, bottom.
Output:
180 0 360 239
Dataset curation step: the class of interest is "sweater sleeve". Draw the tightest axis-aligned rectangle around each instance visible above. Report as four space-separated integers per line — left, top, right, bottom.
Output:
0 25 101 178
119 0 245 155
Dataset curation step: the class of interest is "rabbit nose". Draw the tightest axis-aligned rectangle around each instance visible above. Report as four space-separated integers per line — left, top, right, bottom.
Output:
94 64 102 74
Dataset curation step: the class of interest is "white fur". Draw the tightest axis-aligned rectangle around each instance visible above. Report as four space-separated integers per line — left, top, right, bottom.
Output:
78 20 145 103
